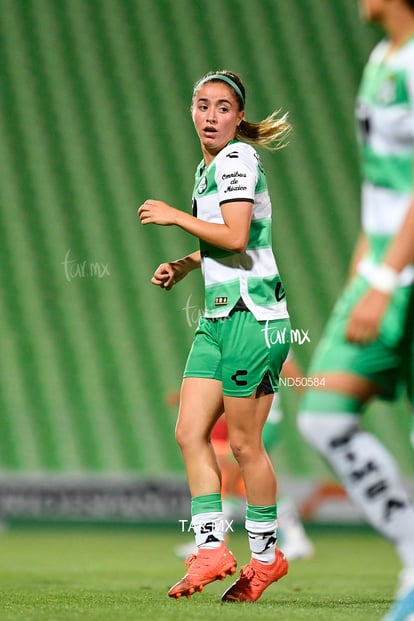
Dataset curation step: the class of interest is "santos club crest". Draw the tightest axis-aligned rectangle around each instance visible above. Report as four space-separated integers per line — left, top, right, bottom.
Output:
197 176 207 194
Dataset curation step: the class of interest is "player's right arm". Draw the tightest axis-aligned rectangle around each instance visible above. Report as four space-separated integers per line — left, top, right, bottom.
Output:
382 199 414 272
151 250 201 290
347 198 414 343
348 231 369 280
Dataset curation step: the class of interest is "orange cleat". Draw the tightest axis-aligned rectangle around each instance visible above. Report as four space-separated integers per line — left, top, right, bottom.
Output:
221 548 288 602
168 542 237 599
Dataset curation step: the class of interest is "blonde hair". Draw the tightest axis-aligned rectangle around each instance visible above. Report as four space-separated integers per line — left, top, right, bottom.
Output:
237 111 290 151
193 70 290 151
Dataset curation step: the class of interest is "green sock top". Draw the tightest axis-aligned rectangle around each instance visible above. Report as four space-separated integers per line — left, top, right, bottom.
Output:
246 503 277 522
191 493 222 516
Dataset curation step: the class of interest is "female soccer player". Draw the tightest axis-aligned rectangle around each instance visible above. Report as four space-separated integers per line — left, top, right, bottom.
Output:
138 70 291 602
298 2 414 620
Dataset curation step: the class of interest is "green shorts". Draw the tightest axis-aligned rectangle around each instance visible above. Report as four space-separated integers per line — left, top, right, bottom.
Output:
309 275 413 401
184 311 290 397
402 290 414 408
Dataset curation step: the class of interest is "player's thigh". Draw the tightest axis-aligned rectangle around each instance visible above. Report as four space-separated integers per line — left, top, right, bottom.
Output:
224 392 274 450
176 377 224 445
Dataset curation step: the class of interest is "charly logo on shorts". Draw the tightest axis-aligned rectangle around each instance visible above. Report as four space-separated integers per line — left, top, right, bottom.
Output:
197 176 207 194
231 370 248 386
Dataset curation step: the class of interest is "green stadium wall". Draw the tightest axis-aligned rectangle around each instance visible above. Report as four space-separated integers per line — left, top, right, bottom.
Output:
0 0 412 506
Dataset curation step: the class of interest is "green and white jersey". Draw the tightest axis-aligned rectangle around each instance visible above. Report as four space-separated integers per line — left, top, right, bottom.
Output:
356 36 414 286
192 140 289 320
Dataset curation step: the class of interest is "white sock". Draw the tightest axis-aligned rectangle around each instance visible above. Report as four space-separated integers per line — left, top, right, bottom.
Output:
246 518 277 563
191 511 225 549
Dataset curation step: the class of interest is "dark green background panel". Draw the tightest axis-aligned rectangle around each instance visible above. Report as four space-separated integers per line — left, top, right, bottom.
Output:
0 0 412 477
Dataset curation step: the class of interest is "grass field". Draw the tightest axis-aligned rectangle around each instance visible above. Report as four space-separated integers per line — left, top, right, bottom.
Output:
0 526 400 621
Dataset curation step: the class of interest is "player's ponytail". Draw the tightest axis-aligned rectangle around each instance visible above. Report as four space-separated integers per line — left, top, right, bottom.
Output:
237 112 290 151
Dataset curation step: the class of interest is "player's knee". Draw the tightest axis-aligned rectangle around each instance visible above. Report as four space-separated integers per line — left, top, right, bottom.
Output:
297 410 359 458
228 440 248 464
175 421 197 451
228 435 257 466
174 423 186 450
175 419 211 452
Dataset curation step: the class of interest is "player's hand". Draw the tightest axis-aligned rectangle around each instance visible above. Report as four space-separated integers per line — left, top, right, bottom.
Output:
346 288 391 344
138 200 178 226
151 263 176 290
151 261 189 290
